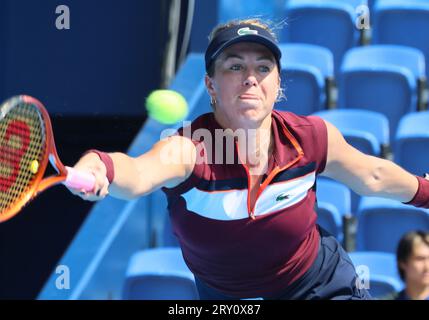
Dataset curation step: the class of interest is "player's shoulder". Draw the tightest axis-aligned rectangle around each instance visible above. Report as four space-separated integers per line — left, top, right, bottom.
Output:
273 109 326 129
174 112 222 153
176 112 214 135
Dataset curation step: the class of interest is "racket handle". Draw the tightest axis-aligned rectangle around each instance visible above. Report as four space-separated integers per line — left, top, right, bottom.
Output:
64 166 96 191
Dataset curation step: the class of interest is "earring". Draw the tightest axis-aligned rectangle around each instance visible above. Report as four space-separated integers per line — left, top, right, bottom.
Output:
210 97 217 107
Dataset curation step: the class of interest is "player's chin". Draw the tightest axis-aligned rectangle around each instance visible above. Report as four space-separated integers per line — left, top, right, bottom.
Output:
238 105 268 120
237 102 259 113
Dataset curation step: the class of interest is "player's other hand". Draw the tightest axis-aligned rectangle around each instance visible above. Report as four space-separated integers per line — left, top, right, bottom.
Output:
67 152 110 201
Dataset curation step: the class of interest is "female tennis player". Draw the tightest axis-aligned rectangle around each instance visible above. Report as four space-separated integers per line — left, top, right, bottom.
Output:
68 19 429 300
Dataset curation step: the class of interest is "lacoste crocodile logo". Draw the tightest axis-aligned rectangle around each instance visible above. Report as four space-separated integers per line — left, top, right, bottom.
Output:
276 193 290 202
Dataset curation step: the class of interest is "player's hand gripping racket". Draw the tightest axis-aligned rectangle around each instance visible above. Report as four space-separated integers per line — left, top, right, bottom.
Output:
0 95 96 223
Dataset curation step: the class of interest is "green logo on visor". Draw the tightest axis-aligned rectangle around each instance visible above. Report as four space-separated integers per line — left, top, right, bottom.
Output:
237 27 258 36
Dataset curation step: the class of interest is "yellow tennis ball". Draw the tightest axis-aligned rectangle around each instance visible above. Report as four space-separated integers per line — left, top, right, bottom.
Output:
30 160 39 174
146 90 188 125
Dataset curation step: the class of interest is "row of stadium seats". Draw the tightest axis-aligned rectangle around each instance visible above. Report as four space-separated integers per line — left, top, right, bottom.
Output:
277 43 427 143
281 0 429 79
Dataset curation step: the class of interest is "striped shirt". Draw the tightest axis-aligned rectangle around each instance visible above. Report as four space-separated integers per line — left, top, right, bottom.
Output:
162 110 328 297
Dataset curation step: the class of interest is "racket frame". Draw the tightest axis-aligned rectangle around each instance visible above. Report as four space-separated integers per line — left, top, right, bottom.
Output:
1 95 71 221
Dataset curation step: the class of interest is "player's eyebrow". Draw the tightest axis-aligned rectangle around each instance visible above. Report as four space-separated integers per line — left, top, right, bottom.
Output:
221 53 275 63
221 53 244 61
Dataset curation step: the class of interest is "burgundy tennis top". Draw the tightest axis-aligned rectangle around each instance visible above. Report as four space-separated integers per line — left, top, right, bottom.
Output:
162 110 328 298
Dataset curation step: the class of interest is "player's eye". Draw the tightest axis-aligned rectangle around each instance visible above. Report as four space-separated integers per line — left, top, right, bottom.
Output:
230 64 243 71
258 65 271 73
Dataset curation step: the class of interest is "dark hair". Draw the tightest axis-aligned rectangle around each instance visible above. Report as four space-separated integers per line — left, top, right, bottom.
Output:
396 230 429 280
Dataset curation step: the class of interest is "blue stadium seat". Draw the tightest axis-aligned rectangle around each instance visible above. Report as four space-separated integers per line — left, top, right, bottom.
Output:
122 248 199 300
349 251 399 279
366 274 404 299
317 202 343 241
349 251 403 298
338 45 426 142
283 0 368 74
394 111 429 175
372 0 429 79
276 43 334 115
316 178 352 242
317 179 352 219
356 197 429 253
313 109 390 157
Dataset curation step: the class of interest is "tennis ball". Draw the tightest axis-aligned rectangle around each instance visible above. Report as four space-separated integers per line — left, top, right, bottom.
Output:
30 160 39 174
146 90 188 125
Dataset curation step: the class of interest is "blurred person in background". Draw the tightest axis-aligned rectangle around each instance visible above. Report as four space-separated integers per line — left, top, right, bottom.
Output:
395 231 429 300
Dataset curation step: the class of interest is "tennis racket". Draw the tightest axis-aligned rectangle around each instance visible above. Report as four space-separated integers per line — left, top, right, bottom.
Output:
0 95 96 223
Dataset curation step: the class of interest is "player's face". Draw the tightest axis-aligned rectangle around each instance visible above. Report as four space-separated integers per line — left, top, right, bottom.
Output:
401 241 429 287
205 42 280 129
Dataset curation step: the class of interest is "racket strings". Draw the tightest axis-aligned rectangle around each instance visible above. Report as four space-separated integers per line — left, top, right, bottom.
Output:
0 103 46 216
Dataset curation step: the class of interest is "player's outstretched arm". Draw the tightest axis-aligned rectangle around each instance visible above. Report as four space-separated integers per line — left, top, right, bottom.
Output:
68 135 196 201
321 120 419 203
